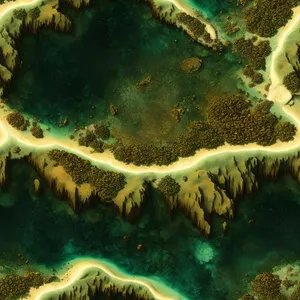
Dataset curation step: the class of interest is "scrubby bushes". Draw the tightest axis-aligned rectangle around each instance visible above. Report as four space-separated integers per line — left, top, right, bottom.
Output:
30 124 44 138
206 95 296 146
78 124 110 152
28 7 40 19
283 71 300 93
176 12 206 39
243 64 264 84
234 38 271 70
48 150 126 200
0 272 44 300
251 272 283 299
111 94 296 166
157 176 181 197
6 112 29 130
244 0 298 37
13 8 27 20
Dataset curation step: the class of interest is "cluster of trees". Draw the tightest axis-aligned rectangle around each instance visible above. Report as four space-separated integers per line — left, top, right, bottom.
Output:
48 150 126 200
6 112 29 131
111 94 296 166
234 38 271 70
244 0 298 37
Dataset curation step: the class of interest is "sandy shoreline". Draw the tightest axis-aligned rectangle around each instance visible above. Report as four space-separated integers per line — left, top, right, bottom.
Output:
0 1 300 299
2 100 300 175
26 258 187 300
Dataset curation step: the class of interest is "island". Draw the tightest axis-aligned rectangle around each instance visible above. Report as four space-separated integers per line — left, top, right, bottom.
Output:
0 0 299 299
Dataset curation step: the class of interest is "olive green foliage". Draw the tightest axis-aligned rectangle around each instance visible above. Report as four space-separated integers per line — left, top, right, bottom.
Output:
112 94 296 166
206 95 296 146
274 122 297 142
234 38 271 70
289 281 300 300
48 150 126 200
30 124 44 138
157 176 181 197
78 130 104 153
176 12 205 39
28 7 40 20
283 71 300 93
112 122 225 166
251 272 284 300
244 0 298 37
237 0 252 6
243 64 264 84
6 112 28 130
94 124 110 140
13 8 27 20
0 272 44 300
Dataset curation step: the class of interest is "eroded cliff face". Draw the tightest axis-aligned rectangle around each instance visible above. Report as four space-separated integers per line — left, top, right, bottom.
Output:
0 0 80 96
16 149 300 237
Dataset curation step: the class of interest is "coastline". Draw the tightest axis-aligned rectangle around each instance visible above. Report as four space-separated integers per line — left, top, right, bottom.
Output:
26 258 188 300
2 100 300 176
1 1 300 299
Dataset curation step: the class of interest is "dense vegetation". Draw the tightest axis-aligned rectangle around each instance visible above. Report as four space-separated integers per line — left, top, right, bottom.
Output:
157 176 181 197
244 0 298 37
30 123 44 138
48 150 126 200
243 64 264 84
176 13 206 40
234 38 271 70
110 94 296 166
0 272 44 300
6 112 29 131
283 71 300 93
78 124 111 152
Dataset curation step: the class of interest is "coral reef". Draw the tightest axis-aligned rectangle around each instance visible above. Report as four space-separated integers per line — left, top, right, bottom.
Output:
181 57 202 73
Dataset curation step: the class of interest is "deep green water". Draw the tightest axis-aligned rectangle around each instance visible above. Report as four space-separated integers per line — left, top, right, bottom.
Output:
1 160 300 300
4 0 241 143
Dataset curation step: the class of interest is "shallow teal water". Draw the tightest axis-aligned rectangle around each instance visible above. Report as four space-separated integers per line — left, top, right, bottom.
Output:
4 0 241 143
190 0 239 18
1 160 300 299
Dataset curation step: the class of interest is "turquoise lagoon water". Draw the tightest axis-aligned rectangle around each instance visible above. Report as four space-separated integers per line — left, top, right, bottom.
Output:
2 160 300 299
4 0 241 143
